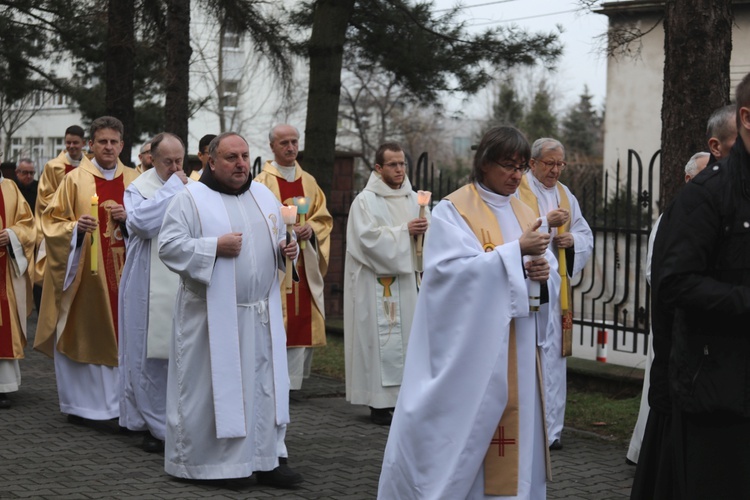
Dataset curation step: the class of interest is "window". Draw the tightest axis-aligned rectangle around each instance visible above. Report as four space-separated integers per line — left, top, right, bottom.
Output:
222 28 241 50
32 91 44 108
221 80 239 110
10 138 23 162
50 93 70 108
452 136 472 158
29 137 44 166
52 137 65 156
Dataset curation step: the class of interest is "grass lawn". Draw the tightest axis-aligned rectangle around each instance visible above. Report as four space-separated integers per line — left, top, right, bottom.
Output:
312 333 640 444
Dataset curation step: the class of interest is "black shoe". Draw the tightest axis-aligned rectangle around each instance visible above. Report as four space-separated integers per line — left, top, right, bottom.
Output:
549 439 563 451
67 414 87 425
0 393 10 409
625 458 637 466
142 433 165 453
255 457 304 489
370 407 393 426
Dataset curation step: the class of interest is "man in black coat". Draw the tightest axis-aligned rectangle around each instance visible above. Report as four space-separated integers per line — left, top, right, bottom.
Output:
14 158 38 211
655 71 750 499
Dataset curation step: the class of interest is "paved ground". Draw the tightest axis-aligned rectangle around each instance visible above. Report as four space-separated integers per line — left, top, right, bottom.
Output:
1 311 636 499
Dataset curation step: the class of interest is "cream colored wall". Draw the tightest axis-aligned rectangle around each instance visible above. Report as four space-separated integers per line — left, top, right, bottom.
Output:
602 9 750 212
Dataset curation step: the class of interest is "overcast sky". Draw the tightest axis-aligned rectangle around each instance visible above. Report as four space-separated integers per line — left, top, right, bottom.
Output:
431 0 610 117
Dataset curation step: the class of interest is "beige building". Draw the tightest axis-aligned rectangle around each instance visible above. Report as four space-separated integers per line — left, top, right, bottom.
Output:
599 0 750 206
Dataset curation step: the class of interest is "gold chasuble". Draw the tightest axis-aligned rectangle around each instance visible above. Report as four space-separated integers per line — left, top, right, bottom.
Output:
34 151 78 284
517 175 574 357
254 161 332 348
446 184 551 495
34 158 139 366
0 180 36 360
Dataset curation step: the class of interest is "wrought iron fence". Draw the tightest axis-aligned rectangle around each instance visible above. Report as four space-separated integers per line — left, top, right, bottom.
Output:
409 150 662 358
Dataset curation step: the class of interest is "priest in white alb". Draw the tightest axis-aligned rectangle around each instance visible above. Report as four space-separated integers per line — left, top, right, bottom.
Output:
515 137 593 451
119 133 190 453
344 141 429 426
378 126 558 499
158 132 303 487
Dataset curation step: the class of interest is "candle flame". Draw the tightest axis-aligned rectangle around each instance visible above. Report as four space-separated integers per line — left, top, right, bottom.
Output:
417 190 431 206
293 196 310 215
280 205 298 225
91 194 99 204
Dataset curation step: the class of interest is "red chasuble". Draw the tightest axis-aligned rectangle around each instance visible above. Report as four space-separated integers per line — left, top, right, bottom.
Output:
0 188 12 358
277 177 313 346
64 164 75 174
94 176 126 341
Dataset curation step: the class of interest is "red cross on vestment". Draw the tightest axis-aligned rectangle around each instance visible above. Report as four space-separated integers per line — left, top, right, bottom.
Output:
491 426 517 457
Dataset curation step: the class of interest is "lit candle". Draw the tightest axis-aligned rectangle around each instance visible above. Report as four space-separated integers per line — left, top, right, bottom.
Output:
90 194 99 275
415 191 431 272
280 205 298 293
293 196 310 250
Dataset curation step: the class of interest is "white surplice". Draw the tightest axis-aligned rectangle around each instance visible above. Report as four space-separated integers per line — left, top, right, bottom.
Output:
118 169 188 440
344 172 428 409
517 172 593 444
627 215 660 463
158 181 291 480
378 183 559 500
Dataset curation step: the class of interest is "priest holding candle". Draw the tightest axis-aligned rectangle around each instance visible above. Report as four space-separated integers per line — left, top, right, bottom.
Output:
158 132 302 486
344 142 429 425
254 124 332 391
34 116 139 425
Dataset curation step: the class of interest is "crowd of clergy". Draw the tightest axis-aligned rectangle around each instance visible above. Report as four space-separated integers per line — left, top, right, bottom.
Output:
7 74 748 497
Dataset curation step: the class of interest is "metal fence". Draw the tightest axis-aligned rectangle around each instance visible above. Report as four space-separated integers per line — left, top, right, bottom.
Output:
409 150 662 358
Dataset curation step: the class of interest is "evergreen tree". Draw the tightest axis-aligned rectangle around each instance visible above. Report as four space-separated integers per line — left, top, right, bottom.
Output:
292 0 563 196
561 86 599 157
489 79 525 129
520 83 557 142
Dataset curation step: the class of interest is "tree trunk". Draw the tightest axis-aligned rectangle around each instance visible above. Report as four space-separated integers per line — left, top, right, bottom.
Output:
165 0 192 150
303 0 356 197
660 0 732 209
106 0 135 166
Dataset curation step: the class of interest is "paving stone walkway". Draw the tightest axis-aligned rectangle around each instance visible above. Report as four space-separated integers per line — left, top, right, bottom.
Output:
1 311 636 499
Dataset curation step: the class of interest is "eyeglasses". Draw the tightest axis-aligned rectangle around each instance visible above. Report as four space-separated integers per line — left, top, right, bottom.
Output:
493 160 530 174
383 161 406 169
538 159 567 170
17 170 35 176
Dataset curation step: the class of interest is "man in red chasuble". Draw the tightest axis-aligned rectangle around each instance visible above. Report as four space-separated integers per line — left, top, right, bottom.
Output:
254 124 332 391
35 116 139 425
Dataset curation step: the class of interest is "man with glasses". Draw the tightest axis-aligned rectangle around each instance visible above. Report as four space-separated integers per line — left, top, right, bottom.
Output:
516 137 593 451
344 142 429 425
135 141 153 173
14 158 37 210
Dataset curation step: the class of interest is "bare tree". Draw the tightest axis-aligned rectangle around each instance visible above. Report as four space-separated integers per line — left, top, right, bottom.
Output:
0 91 44 159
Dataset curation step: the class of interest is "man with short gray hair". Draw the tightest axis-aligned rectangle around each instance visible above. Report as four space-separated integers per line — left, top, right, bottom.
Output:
516 137 593 451
706 104 737 160
159 132 302 487
254 124 332 391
